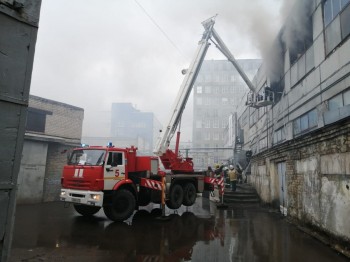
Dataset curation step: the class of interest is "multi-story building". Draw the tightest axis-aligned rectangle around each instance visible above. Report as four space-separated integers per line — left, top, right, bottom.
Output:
192 59 261 169
237 0 350 245
110 103 162 155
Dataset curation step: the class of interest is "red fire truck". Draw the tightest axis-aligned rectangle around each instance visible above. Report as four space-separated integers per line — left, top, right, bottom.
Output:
60 17 256 221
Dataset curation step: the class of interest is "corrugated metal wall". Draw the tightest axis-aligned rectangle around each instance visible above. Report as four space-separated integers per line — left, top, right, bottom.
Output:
0 1 41 261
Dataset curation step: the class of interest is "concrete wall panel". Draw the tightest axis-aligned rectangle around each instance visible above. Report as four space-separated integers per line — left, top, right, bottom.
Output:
17 141 48 204
0 102 21 182
320 152 350 175
320 175 350 240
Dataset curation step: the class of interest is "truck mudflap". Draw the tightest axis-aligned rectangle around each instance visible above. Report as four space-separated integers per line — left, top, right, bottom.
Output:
60 189 104 207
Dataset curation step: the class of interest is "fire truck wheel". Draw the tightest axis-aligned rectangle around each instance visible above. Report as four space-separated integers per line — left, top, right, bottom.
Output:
103 189 136 222
182 183 197 206
73 204 101 216
138 188 151 206
166 184 184 209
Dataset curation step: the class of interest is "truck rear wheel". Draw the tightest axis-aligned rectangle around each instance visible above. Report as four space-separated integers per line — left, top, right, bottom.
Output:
182 182 197 206
166 184 184 209
138 187 151 206
103 189 136 222
73 204 101 216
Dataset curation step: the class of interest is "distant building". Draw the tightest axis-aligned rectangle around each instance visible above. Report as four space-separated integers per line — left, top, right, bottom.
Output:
17 95 83 203
192 59 261 169
109 103 162 155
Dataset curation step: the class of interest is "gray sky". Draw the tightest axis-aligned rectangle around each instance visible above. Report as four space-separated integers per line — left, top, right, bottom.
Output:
30 0 293 141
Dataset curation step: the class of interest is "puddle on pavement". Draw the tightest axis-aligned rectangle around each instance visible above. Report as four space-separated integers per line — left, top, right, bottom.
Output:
11 198 348 262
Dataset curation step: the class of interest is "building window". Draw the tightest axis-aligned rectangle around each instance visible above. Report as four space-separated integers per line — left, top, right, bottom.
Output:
343 89 350 104
26 108 52 133
196 97 202 105
213 119 219 128
329 93 343 110
204 132 211 140
205 74 211 82
249 109 258 127
259 137 267 150
324 0 350 26
328 89 350 110
196 86 203 94
204 86 211 94
213 132 219 140
204 119 210 128
196 120 202 128
274 127 285 144
289 14 313 65
204 97 211 106
324 0 350 54
222 119 227 128
293 109 318 135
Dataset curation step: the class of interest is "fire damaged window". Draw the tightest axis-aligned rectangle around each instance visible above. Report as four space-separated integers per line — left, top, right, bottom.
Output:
289 16 313 66
287 0 314 66
324 0 350 54
25 107 52 133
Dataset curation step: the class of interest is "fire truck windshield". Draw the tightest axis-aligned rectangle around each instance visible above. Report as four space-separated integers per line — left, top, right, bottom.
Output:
68 149 106 166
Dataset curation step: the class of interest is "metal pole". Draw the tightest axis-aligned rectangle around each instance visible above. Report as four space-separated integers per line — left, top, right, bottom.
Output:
161 175 166 217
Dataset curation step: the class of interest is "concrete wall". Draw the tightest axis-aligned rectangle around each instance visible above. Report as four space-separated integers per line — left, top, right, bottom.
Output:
0 0 42 260
17 141 48 204
43 143 72 202
249 121 350 242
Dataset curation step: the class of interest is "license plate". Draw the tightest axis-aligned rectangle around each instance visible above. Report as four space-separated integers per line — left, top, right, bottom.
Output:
71 198 81 203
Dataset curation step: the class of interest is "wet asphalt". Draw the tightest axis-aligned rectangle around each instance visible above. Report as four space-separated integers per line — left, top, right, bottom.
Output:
9 197 349 262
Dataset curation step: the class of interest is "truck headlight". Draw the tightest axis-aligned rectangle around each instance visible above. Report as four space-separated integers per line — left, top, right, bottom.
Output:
60 191 66 196
90 194 100 201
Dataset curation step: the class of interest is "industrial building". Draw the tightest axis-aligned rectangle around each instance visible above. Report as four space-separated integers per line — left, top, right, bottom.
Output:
83 103 162 155
192 59 261 169
234 0 350 244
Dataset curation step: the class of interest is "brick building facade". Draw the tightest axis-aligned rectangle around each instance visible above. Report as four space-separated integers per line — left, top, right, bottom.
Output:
17 95 83 203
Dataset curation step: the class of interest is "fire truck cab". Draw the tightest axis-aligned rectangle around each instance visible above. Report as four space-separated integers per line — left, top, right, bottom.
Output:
61 145 159 221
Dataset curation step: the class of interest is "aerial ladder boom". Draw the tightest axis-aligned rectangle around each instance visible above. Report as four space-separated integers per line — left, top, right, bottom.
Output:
211 28 256 94
154 18 215 172
154 17 256 173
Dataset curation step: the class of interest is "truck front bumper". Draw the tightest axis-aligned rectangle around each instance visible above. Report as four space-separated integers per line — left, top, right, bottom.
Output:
60 189 104 207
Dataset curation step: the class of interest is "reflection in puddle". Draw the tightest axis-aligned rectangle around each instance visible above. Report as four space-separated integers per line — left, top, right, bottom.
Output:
11 199 349 262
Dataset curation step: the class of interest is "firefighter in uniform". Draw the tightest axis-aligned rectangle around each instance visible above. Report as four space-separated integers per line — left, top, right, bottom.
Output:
228 165 238 192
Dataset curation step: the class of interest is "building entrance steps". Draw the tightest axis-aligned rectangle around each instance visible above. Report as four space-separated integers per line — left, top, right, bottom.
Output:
223 183 260 204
